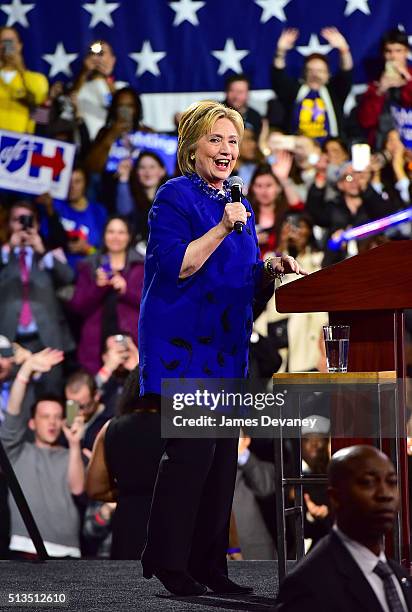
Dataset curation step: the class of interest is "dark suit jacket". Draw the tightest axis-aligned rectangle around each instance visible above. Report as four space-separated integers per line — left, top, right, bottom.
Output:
0 250 74 351
275 531 412 612
271 67 352 136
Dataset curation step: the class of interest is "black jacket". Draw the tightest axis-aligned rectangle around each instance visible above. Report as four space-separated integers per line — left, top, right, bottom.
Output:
271 67 352 136
275 531 412 612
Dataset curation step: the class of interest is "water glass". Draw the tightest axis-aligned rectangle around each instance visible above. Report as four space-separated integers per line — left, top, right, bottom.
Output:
323 325 350 373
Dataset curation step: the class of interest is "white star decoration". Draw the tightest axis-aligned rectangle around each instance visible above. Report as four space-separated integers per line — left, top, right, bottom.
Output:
296 34 332 57
42 43 78 78
0 0 34 27
254 0 290 23
129 41 166 77
212 39 249 76
170 0 205 26
82 0 120 28
344 0 370 17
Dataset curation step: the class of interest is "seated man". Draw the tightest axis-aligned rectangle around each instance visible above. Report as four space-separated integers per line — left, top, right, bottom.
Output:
275 445 412 611
0 349 85 558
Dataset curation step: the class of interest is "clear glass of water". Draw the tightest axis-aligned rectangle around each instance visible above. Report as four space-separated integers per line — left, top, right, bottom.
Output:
323 325 350 373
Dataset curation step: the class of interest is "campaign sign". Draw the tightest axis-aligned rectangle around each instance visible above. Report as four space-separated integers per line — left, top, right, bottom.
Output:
0 130 76 199
390 105 412 150
106 131 178 176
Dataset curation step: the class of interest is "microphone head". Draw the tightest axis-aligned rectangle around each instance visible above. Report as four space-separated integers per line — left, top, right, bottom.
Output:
228 175 244 190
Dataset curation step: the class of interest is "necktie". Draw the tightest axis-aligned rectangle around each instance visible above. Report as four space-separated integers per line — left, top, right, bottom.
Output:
373 560 405 612
18 248 33 327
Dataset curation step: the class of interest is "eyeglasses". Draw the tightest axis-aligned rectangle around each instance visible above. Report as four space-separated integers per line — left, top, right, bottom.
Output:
78 400 95 411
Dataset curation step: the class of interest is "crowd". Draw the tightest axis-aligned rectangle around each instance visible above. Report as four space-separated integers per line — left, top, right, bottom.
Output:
0 22 412 564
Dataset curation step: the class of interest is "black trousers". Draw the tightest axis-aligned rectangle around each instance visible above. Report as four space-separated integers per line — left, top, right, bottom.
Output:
142 436 239 578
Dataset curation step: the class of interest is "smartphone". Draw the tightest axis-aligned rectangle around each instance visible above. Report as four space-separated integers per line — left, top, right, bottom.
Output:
118 106 133 123
65 400 79 427
114 334 128 349
89 41 103 56
101 254 113 279
351 144 371 171
384 61 399 78
3 39 15 55
269 134 296 152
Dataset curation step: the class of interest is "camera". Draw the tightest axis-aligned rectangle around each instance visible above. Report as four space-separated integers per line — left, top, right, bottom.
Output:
18 214 34 230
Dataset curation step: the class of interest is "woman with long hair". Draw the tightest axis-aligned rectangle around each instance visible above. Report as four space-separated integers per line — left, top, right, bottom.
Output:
68 216 144 374
115 151 167 245
248 159 303 258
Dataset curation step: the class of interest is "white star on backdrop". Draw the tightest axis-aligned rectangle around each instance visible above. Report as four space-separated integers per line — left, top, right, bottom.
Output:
169 0 205 26
129 41 166 77
344 0 370 17
0 0 34 27
296 34 332 57
82 0 119 28
254 0 291 23
212 39 249 75
42 43 78 78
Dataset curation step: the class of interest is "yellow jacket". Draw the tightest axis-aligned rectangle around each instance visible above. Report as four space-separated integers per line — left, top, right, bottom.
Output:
0 69 48 133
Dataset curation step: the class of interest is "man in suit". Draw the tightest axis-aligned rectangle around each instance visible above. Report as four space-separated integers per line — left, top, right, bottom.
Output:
0 201 74 391
275 445 412 611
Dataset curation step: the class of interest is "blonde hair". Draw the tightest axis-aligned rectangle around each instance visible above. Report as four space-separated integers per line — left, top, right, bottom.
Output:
177 100 244 175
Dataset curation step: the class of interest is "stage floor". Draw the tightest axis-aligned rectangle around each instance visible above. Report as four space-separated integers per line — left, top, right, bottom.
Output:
0 560 282 611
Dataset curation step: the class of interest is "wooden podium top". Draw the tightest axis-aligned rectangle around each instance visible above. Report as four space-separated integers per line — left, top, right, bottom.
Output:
273 371 397 384
275 241 412 313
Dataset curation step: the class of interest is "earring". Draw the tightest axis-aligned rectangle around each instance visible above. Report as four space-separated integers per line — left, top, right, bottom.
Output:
190 154 195 160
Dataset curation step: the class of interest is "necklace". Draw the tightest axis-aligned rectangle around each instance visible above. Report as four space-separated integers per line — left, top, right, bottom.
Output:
186 173 231 202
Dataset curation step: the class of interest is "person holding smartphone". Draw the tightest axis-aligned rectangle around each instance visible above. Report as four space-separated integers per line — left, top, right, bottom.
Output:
0 26 48 133
72 40 122 141
68 216 144 374
358 28 412 149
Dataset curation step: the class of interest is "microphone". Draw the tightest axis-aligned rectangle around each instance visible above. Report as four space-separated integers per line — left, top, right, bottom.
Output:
228 175 245 234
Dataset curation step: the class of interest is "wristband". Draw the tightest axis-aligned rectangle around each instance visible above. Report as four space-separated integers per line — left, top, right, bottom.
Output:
98 366 110 379
227 547 242 554
94 511 108 526
264 256 284 282
16 373 29 385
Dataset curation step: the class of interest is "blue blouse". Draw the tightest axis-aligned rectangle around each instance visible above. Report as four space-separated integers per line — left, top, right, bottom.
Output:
138 174 266 395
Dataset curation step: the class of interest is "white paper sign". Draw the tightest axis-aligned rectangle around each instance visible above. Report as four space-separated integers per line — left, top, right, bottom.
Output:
0 130 76 199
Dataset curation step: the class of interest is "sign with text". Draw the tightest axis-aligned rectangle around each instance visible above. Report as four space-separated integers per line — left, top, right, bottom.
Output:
106 131 178 176
0 130 76 199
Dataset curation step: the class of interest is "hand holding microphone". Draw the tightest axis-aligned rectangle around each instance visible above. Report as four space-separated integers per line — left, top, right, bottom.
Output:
227 176 249 234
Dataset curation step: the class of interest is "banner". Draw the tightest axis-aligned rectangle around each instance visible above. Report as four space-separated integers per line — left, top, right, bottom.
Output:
0 130 75 199
106 131 178 176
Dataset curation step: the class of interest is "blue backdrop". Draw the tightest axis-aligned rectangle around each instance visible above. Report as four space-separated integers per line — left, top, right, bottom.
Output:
1 0 412 93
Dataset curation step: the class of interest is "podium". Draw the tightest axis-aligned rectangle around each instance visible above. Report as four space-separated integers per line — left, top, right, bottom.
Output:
275 240 412 566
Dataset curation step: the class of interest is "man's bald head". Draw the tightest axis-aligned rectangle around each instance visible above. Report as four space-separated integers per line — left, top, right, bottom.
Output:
328 445 392 488
327 445 399 546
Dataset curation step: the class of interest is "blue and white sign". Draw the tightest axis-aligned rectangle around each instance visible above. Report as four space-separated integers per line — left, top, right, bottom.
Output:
106 131 178 176
390 105 412 150
0 130 76 198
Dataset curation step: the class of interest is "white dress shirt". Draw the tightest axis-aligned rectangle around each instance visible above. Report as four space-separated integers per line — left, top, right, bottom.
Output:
334 525 408 612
